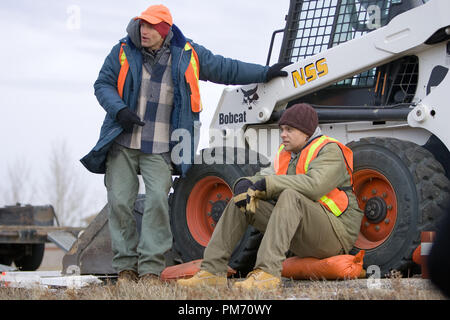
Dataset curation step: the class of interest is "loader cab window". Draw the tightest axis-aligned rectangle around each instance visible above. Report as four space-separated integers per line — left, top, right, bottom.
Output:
280 0 421 106
286 0 395 61
285 0 394 87
332 0 393 86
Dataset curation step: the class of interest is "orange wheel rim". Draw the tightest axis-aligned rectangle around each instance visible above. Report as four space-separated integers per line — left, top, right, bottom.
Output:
353 169 398 250
186 176 232 247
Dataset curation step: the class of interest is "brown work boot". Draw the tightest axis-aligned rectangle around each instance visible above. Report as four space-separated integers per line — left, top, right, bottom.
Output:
117 270 139 284
233 269 280 290
139 273 161 285
177 270 227 288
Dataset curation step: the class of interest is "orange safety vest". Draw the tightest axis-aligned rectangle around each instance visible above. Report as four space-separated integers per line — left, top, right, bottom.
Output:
116 42 202 112
274 135 354 217
117 43 129 100
183 42 203 113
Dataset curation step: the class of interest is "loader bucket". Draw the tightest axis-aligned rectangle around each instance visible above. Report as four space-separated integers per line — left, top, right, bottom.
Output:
62 204 116 275
62 195 181 275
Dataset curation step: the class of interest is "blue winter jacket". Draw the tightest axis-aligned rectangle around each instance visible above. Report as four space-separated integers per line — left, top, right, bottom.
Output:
80 24 269 176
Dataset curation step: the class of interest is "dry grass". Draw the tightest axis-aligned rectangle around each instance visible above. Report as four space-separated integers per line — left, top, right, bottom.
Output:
0 275 447 300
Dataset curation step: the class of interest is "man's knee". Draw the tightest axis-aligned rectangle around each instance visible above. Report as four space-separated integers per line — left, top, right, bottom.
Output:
278 189 315 205
273 189 317 221
277 188 302 202
108 186 137 206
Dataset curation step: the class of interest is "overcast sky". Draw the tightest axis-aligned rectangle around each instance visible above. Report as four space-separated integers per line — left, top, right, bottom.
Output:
0 0 289 221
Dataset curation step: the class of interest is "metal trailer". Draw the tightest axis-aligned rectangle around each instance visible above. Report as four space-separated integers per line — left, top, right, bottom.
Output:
0 204 82 271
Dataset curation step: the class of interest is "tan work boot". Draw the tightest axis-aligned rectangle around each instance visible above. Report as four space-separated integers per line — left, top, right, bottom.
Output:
139 273 161 285
117 270 139 284
177 270 227 288
233 269 281 290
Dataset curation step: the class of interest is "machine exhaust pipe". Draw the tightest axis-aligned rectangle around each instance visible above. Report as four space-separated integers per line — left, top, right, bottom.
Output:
269 105 412 123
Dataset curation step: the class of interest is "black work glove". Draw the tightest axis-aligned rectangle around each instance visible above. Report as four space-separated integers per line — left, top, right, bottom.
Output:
246 178 267 213
116 108 145 133
234 179 253 195
233 179 253 211
265 62 292 82
252 178 267 192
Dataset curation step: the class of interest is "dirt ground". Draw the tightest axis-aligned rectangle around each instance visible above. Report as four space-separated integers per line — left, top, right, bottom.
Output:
0 243 446 300
37 243 66 271
0 276 447 300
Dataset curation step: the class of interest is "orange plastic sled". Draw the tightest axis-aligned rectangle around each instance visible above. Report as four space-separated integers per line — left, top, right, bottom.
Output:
161 251 365 281
161 259 236 281
281 250 366 280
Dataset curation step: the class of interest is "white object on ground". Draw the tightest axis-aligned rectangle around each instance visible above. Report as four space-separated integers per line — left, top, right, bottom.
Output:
0 270 102 289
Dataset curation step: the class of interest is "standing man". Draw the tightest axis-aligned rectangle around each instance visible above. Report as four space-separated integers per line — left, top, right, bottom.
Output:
178 103 364 290
81 4 289 282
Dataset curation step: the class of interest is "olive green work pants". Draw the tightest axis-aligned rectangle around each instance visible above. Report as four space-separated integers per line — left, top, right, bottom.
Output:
105 143 173 276
201 189 344 278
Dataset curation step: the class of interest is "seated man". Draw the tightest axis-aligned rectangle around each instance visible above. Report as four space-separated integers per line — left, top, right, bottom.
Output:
177 103 364 290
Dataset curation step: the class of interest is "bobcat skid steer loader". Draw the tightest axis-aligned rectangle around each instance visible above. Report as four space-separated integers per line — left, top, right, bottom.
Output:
169 0 450 277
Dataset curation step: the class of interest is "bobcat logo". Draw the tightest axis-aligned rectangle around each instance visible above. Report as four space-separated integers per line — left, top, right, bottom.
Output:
241 85 259 110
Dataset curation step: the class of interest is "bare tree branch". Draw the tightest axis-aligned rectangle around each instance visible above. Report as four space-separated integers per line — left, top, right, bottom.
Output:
45 140 93 226
2 157 36 205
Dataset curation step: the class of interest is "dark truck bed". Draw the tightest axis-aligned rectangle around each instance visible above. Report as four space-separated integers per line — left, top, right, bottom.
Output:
0 205 83 271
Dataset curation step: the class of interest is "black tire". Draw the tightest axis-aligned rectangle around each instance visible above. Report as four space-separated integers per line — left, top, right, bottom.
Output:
0 251 13 266
169 147 267 276
14 244 45 271
348 137 450 276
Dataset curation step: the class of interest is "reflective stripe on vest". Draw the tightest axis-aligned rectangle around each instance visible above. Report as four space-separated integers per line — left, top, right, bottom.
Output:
117 43 129 99
303 135 338 172
274 136 354 217
274 144 287 174
184 42 203 113
116 42 202 113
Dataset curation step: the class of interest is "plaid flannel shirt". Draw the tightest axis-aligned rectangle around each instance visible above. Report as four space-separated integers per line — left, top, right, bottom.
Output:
115 43 173 154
